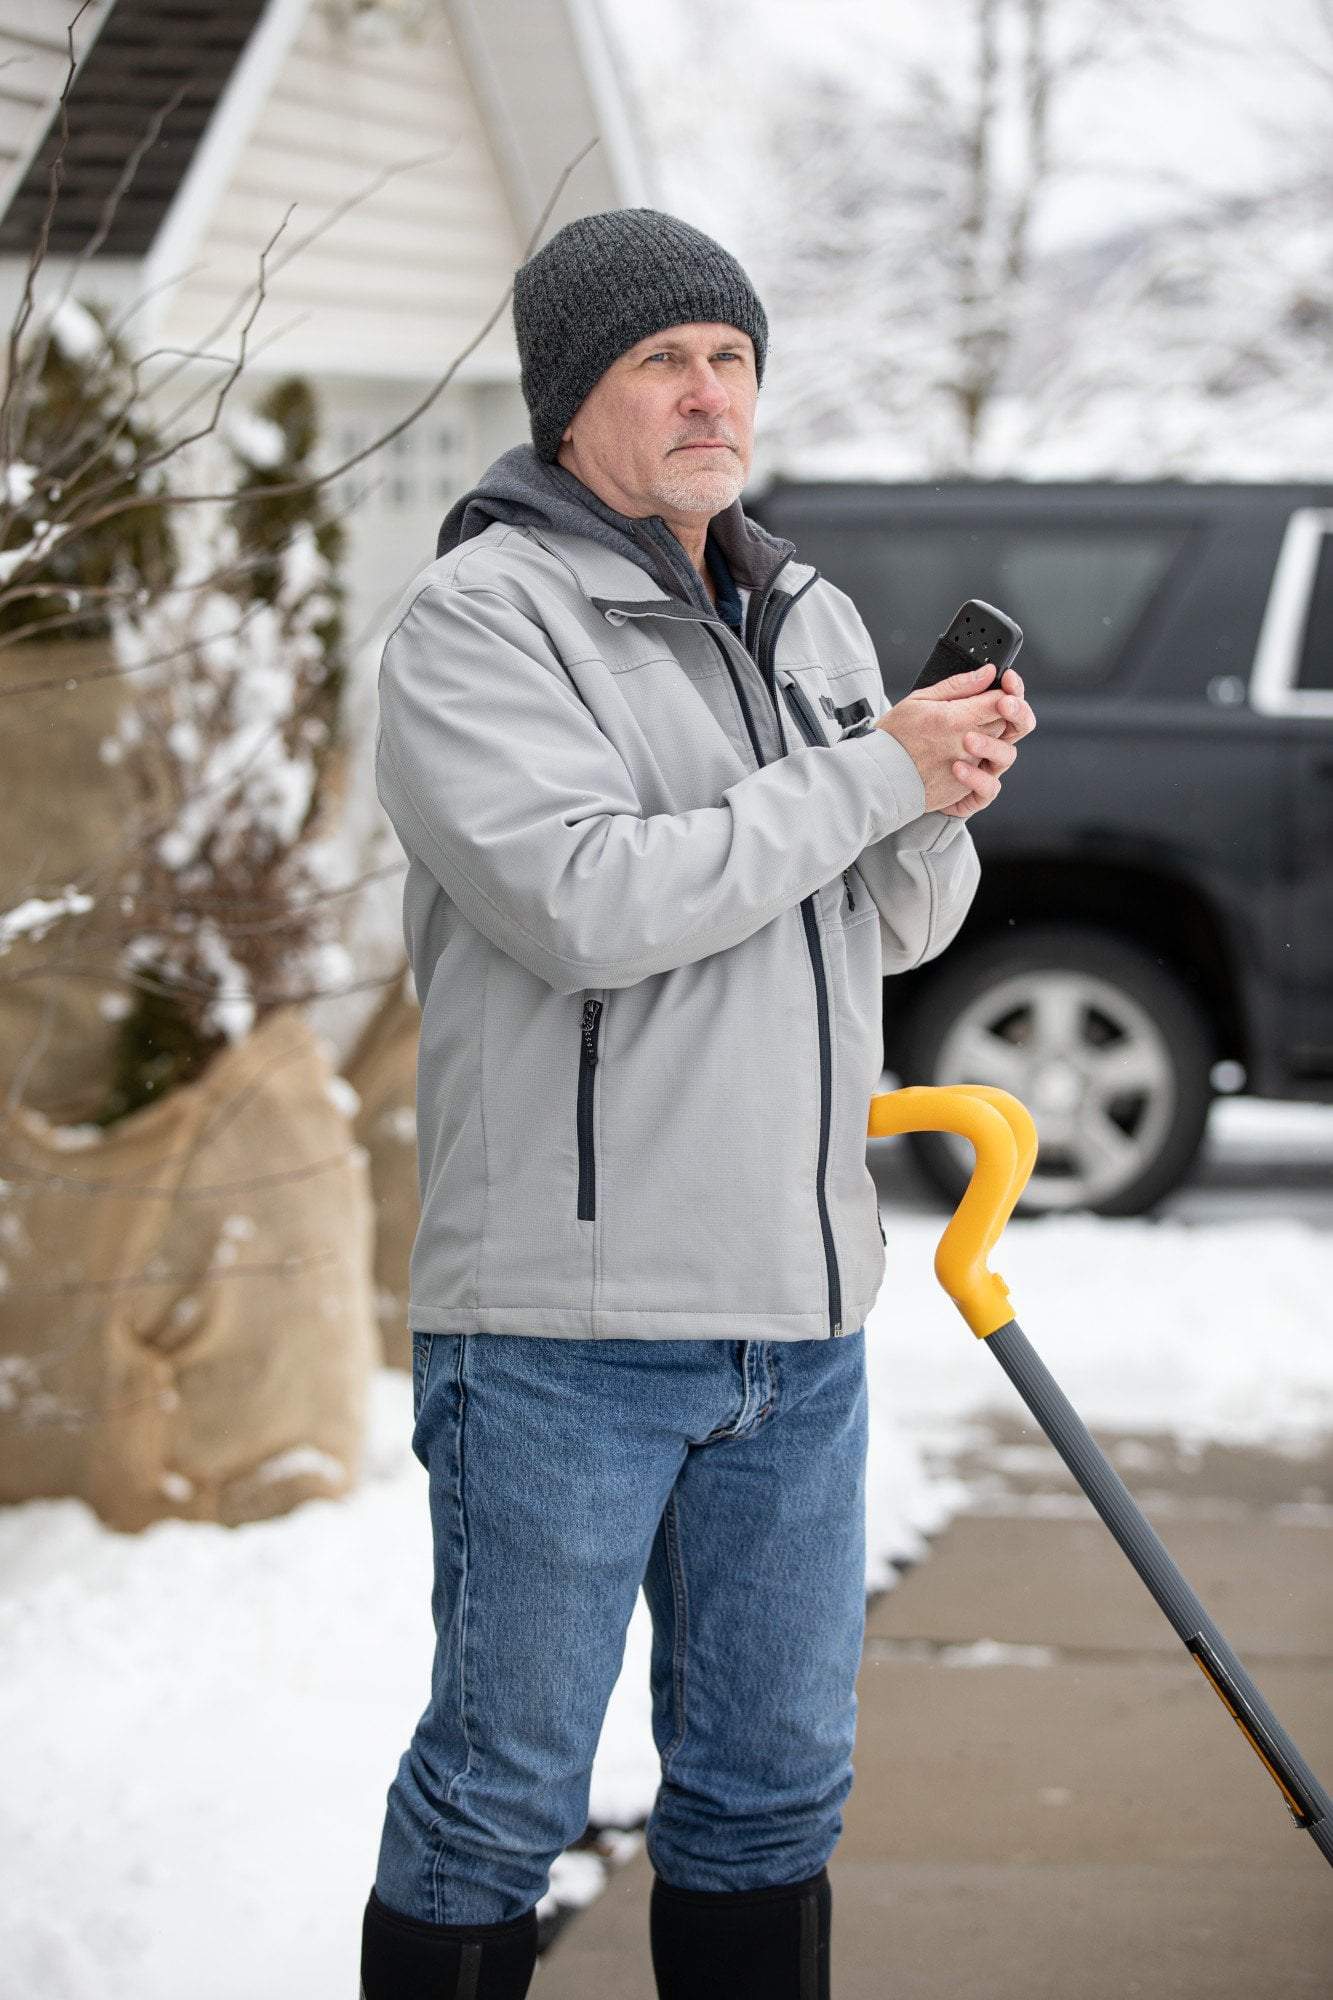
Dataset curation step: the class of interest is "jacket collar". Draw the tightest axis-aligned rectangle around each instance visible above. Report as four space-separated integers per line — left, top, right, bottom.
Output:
521 517 816 627
435 442 808 622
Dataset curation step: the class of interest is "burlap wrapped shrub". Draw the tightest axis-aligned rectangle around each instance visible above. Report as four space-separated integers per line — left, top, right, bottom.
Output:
0 1006 378 1531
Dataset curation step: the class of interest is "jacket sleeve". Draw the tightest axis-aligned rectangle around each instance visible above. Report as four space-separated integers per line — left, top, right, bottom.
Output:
375 580 930 995
854 805 981 976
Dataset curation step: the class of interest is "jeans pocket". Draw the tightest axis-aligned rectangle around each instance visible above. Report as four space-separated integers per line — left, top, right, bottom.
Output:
410 1329 436 1425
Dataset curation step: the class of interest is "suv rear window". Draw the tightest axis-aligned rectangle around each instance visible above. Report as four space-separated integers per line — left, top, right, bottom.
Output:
779 517 1188 693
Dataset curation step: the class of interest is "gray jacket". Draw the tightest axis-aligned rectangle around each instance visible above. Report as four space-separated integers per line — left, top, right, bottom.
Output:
375 445 979 1341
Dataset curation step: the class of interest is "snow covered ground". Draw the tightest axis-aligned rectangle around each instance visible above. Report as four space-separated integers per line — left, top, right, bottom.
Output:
1 1097 1330 1999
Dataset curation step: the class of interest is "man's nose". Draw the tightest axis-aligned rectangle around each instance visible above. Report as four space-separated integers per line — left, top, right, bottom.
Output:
679 363 730 413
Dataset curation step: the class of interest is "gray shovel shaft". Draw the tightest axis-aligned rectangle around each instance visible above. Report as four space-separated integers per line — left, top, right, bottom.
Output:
986 1319 1333 1863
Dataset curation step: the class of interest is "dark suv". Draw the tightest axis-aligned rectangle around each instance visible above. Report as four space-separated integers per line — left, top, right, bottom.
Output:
749 480 1333 1216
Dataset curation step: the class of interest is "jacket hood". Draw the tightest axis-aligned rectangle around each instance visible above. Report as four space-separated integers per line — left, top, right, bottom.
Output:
435 442 797 613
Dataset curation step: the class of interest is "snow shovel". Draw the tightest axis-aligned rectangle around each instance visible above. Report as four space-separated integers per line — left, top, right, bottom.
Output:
868 1082 1333 1870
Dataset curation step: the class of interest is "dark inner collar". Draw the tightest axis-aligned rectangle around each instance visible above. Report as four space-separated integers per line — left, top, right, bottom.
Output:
705 528 744 633
546 456 795 608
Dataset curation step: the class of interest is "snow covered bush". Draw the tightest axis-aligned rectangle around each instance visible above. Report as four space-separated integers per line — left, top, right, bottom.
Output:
96 379 355 1120
0 292 380 1525
0 291 356 1123
0 294 177 645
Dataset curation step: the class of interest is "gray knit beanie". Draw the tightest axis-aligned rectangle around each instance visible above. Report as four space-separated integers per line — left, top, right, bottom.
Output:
512 207 769 463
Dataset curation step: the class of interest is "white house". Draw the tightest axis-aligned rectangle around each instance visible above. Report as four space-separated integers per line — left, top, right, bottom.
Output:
0 0 653 641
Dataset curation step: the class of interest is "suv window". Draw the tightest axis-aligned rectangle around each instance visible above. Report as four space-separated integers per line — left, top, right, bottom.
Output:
1297 532 1333 691
782 517 1189 692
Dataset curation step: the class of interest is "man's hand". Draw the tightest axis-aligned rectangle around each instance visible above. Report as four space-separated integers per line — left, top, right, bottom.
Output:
874 662 1036 818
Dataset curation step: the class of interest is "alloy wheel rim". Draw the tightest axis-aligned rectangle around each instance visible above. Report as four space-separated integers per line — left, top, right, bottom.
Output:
932 967 1178 1210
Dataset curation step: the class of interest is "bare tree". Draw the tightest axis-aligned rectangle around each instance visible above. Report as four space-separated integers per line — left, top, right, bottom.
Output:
748 0 1211 469
1002 3 1333 476
624 0 1320 474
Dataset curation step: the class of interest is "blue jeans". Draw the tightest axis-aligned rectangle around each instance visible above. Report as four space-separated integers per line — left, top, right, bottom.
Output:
373 1328 869 1926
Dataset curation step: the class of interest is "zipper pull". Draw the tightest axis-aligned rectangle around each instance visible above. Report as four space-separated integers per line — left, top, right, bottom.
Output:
581 997 602 1064
842 868 856 911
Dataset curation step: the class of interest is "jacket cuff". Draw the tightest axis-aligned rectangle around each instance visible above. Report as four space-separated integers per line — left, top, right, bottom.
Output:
852 725 927 827
892 809 968 853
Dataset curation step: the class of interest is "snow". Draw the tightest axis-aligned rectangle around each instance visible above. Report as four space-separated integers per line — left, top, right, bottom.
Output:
324 1073 362 1119
1 1099 1330 1996
46 298 103 364
0 891 95 952
0 516 73 586
278 521 332 606
871 1638 1060 1669
194 919 255 1043
224 409 287 470
248 1446 348 1489
4 460 36 507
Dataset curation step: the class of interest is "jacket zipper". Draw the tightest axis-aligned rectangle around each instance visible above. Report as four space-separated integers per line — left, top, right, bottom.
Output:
769 656 849 1336
576 996 603 1220
597 572 846 1338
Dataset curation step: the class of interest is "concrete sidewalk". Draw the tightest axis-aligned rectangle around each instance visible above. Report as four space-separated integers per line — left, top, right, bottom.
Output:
534 1421 1333 1997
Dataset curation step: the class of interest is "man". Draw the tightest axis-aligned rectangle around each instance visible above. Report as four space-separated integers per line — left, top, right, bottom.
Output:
362 207 1034 2000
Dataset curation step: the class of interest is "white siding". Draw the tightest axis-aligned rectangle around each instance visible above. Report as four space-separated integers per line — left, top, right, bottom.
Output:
193 369 526 652
155 2 523 382
0 0 113 226
317 373 478 641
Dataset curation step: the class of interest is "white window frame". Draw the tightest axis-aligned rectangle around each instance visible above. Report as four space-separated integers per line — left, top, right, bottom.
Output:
1249 507 1333 719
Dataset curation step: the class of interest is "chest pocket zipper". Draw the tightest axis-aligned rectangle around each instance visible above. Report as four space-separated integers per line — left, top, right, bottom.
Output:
781 679 860 914
576 997 604 1220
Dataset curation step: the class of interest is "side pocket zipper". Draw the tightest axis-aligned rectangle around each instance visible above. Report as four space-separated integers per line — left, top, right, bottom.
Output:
576 996 603 1221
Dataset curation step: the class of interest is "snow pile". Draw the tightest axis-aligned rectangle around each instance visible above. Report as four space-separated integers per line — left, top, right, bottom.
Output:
2 1174 1331 1995
873 1203 1333 1454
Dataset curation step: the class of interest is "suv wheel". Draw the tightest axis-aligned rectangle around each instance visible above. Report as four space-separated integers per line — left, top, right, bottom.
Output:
895 926 1216 1217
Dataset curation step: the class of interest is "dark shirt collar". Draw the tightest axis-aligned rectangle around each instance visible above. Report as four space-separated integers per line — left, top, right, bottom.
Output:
705 527 745 634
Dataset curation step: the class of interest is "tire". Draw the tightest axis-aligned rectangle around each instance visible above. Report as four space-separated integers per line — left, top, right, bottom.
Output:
894 925 1217 1217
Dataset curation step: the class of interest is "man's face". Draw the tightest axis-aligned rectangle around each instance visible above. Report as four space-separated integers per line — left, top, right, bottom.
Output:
556 321 758 524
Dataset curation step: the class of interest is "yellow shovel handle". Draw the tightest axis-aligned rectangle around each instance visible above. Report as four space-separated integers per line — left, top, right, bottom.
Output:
867 1086 1038 1337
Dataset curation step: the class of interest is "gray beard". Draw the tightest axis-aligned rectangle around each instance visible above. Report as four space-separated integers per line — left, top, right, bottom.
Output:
648 450 747 519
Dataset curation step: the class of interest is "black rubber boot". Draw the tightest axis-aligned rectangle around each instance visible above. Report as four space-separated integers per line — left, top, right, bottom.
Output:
649 1864 832 1999
359 1885 539 1999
